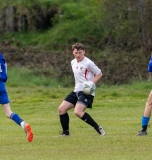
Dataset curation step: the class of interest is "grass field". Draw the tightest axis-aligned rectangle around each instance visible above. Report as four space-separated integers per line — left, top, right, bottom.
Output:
0 81 152 160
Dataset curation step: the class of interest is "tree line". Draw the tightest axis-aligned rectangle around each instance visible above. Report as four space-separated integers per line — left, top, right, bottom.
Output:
0 0 152 85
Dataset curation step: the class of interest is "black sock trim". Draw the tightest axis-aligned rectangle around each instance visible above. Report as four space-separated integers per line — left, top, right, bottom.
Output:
142 125 148 131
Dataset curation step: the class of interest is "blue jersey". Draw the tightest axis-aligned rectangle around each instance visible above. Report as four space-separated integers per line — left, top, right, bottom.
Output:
148 56 152 72
0 53 7 82
0 53 9 104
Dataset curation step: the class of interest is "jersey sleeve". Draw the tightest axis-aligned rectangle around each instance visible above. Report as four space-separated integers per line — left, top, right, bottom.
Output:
88 61 101 75
0 54 8 82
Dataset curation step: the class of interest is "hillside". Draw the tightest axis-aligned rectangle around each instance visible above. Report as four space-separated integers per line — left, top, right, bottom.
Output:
0 0 152 85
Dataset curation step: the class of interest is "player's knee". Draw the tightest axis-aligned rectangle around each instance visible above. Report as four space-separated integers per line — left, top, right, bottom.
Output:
74 110 81 118
58 107 62 114
58 106 66 115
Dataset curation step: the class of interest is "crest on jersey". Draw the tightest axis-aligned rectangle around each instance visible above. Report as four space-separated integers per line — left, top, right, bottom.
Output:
80 67 83 70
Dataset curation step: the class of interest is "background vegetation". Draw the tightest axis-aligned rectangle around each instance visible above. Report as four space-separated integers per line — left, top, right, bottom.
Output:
0 0 152 85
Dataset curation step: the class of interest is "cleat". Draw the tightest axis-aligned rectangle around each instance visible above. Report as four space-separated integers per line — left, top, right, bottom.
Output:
24 123 33 142
98 126 105 136
59 131 70 136
136 130 147 136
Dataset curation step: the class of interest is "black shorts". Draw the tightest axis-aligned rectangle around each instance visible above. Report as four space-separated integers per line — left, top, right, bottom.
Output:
64 91 94 108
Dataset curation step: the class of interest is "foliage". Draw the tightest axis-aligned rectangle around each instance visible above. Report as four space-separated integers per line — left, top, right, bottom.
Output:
1 0 152 84
0 0 152 51
0 0 104 49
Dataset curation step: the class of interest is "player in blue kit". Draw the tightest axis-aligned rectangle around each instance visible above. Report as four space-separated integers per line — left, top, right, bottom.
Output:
137 56 152 136
0 53 33 142
58 43 105 136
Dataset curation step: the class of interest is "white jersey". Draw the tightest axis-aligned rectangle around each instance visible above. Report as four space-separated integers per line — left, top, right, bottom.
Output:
71 56 101 95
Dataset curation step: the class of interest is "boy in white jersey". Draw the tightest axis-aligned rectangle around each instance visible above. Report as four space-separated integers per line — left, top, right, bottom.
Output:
58 43 105 136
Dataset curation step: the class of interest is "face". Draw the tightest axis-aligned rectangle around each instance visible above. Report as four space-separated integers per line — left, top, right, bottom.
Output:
73 49 85 62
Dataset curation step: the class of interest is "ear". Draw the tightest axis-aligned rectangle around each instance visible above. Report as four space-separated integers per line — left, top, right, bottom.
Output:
72 51 75 55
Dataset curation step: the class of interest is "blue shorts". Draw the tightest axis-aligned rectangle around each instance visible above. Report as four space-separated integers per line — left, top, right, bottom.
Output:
0 81 10 104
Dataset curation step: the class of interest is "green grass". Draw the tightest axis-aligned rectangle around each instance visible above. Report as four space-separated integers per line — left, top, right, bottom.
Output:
7 67 64 87
0 80 152 160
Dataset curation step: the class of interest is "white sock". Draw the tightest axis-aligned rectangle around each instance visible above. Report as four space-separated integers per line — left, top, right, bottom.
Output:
20 121 25 129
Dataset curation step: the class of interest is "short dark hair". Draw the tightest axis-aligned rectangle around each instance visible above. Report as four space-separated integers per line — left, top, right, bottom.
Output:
72 43 85 51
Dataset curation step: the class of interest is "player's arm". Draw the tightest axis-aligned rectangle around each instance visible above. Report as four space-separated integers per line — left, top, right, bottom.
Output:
88 61 102 84
93 72 102 84
0 54 8 82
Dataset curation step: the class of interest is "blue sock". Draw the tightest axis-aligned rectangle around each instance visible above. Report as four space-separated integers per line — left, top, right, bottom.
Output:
10 113 23 126
142 116 150 126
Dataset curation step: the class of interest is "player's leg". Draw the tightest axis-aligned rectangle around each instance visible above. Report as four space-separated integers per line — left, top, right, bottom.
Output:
2 103 22 124
58 92 77 135
2 103 33 142
74 93 105 135
58 101 74 135
0 83 33 141
137 91 152 136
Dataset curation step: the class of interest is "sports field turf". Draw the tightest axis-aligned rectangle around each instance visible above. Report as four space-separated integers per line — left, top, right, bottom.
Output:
0 82 152 160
